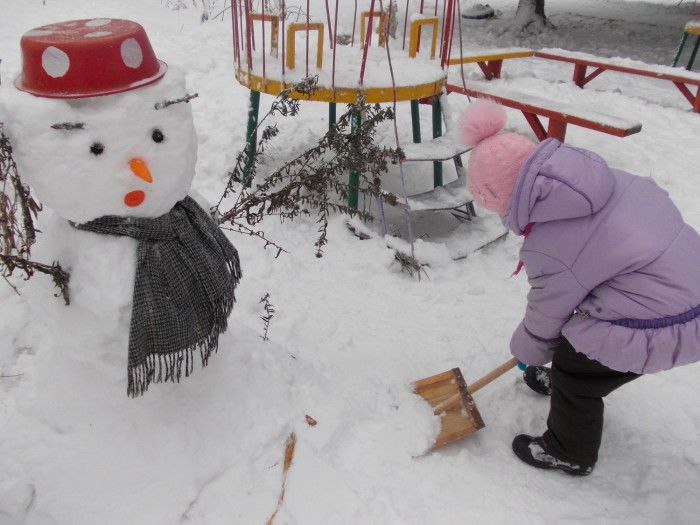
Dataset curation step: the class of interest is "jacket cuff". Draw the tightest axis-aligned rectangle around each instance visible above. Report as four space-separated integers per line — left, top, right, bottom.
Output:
509 320 559 366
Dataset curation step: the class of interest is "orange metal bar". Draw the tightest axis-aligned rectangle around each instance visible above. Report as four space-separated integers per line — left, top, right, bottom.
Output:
360 11 387 47
236 69 444 102
409 18 438 58
286 22 324 70
250 13 280 57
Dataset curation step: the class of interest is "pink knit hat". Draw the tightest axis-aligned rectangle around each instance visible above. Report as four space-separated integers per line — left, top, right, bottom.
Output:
460 101 536 216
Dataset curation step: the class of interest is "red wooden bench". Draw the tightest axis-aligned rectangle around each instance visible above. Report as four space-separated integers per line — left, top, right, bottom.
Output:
535 48 700 113
445 79 642 142
446 47 534 80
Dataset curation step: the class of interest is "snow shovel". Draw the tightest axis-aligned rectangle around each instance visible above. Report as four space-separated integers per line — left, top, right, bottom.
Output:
414 357 518 451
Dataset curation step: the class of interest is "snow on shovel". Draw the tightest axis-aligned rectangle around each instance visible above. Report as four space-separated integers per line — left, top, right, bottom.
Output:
414 357 518 451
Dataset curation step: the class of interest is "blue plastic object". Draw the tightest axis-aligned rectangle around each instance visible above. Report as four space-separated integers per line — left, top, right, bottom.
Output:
461 4 495 20
517 360 528 371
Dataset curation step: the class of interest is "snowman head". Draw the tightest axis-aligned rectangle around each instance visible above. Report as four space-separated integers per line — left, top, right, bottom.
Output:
0 19 198 224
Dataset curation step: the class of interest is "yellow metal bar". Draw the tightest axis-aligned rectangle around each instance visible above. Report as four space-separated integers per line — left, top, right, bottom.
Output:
249 13 280 57
286 22 324 70
685 23 700 36
235 69 445 103
409 17 439 59
447 50 534 65
360 11 387 48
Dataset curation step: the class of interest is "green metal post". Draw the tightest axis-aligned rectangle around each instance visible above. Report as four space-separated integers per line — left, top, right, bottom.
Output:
432 95 443 188
672 31 689 67
687 35 700 70
329 102 337 130
410 99 421 143
243 90 261 187
348 110 361 209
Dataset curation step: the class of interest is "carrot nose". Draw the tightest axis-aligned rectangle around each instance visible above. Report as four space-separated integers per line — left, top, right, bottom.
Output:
129 158 153 183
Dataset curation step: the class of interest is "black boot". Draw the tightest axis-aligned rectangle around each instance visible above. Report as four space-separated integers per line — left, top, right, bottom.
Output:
523 365 552 395
512 435 593 476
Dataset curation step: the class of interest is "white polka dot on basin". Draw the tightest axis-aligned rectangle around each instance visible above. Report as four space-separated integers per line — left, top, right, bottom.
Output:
41 46 70 78
85 19 112 27
25 30 53 37
120 38 143 68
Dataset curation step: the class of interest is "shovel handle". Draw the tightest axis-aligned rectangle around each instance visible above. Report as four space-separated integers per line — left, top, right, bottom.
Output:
466 357 518 394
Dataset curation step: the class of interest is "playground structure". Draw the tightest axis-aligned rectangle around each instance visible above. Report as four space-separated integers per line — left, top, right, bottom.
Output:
228 1 700 257
230 0 475 218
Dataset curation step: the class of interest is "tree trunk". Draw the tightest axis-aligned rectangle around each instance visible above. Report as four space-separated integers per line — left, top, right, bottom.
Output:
535 0 546 17
515 0 549 32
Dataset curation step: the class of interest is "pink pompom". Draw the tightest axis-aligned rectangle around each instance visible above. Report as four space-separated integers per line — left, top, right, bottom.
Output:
459 101 507 147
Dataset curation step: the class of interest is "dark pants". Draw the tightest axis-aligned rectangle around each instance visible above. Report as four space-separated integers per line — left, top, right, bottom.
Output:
543 338 640 466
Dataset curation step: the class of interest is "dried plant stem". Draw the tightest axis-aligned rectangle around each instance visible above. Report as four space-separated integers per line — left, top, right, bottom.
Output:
266 432 297 525
1 124 70 303
214 77 402 258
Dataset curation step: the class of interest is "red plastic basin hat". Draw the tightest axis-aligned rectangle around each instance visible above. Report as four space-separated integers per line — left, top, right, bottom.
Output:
14 18 167 98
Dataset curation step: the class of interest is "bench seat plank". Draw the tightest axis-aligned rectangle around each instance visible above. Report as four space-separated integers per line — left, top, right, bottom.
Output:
447 47 534 65
447 47 533 79
446 79 642 141
535 48 700 112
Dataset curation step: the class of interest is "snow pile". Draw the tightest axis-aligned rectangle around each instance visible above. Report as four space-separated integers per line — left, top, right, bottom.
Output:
1 1 700 524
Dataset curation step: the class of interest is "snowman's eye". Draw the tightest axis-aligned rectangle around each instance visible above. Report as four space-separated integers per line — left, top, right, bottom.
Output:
151 129 165 143
90 142 105 156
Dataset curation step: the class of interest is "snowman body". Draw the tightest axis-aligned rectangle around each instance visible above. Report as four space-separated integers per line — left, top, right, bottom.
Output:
0 19 221 395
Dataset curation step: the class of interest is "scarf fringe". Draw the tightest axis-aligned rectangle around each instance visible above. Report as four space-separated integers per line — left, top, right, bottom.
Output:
127 278 238 398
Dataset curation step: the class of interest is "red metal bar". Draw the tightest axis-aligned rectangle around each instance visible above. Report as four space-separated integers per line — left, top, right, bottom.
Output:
673 81 700 113
351 0 358 46
573 63 606 87
239 0 247 69
583 67 606 86
572 63 587 87
475 60 504 80
261 1 266 78
244 1 253 70
522 112 548 141
306 0 311 78
325 0 334 48
281 0 286 75
439 0 446 62
476 62 493 80
359 0 377 85
231 0 240 66
547 119 568 141
402 0 409 50
332 0 339 88
440 0 455 68
488 60 503 79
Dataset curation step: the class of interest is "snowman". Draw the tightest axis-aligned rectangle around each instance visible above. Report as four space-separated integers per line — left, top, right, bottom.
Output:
0 18 241 397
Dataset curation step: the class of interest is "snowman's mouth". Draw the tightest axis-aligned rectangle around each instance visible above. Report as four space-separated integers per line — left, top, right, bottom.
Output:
125 190 146 207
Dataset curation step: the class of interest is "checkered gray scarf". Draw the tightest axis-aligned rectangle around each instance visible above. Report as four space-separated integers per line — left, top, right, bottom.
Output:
74 196 241 397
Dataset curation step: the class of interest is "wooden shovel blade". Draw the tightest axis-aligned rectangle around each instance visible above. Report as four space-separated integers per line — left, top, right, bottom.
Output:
413 368 485 450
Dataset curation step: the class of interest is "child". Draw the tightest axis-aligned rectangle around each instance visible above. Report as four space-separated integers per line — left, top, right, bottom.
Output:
461 101 700 476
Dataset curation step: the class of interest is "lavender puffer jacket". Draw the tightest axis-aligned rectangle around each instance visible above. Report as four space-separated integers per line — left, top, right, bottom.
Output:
503 139 700 374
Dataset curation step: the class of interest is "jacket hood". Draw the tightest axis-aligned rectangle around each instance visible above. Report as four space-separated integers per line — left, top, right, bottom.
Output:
503 139 616 235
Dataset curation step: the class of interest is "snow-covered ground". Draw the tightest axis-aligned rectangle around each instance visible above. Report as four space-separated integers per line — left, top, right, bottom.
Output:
2 1 700 524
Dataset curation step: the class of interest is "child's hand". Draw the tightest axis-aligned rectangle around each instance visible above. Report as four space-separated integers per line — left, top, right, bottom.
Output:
517 360 528 371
